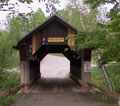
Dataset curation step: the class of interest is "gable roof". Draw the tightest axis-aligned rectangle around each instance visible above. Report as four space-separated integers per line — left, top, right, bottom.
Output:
18 15 77 44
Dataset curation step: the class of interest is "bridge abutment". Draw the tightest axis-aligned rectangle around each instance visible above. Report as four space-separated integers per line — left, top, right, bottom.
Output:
20 60 40 92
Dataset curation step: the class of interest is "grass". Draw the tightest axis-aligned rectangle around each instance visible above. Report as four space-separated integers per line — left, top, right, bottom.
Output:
91 67 104 87
0 71 21 106
0 93 23 106
0 71 20 92
92 93 116 104
91 64 120 104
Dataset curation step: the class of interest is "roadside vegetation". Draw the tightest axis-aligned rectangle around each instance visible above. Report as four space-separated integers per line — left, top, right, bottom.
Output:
91 64 120 103
0 71 21 106
0 93 23 106
0 9 46 106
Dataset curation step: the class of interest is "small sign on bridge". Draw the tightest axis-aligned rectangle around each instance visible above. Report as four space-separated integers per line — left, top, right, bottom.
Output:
84 62 91 72
47 37 65 42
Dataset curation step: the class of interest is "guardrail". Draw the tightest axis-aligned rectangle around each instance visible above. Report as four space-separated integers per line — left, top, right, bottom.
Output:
0 84 25 98
70 74 120 106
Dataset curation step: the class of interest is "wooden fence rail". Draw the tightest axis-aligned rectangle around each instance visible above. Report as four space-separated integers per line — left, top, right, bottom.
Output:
0 84 25 98
70 74 120 106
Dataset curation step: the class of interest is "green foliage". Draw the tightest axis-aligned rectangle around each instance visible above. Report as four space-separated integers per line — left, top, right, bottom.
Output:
0 93 23 106
91 64 120 103
91 67 104 87
106 64 120 92
92 93 116 104
56 5 98 31
7 9 46 43
0 9 46 99
0 0 5 2
0 30 20 70
0 9 46 71
91 64 120 92
0 72 20 92
56 1 120 65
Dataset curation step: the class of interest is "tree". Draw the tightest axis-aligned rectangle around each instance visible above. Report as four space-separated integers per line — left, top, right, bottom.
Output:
0 8 46 71
57 0 120 91
0 8 47 91
0 0 59 17
56 1 98 31
68 0 120 91
7 8 46 43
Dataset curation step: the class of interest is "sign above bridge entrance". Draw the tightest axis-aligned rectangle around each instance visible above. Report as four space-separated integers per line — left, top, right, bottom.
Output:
47 37 65 42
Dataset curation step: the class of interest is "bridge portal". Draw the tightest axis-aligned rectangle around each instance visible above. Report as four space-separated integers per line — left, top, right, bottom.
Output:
14 15 91 92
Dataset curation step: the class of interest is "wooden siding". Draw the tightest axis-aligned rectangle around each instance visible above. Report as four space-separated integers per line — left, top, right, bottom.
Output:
19 38 32 60
32 33 37 55
84 49 91 61
41 20 67 45
36 31 43 50
68 28 75 47
26 38 32 60
19 44 27 61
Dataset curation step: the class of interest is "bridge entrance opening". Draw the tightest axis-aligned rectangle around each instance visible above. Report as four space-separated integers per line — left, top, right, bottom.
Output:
40 53 70 79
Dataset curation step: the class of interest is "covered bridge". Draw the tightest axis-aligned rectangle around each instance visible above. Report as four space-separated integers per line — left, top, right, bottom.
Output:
15 15 91 92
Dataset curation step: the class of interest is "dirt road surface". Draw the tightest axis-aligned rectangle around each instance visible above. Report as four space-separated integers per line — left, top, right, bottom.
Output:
11 55 117 106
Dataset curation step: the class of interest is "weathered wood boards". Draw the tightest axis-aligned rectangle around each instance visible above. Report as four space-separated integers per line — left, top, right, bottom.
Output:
83 49 91 83
20 60 40 92
68 28 75 47
32 33 37 55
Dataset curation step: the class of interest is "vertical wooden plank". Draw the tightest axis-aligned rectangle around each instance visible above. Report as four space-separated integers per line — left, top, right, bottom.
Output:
26 38 32 60
84 49 91 61
24 61 30 92
84 71 91 83
20 61 25 85
36 31 43 50
19 45 27 61
20 61 30 92
68 28 75 47
80 51 85 82
81 50 91 83
32 33 37 55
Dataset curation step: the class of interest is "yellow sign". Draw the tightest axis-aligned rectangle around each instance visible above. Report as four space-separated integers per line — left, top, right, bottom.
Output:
48 37 65 42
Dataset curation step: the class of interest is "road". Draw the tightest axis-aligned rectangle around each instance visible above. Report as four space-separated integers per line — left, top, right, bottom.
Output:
11 54 116 106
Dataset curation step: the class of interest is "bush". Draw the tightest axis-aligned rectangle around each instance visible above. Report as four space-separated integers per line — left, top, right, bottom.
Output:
0 93 23 106
0 71 20 92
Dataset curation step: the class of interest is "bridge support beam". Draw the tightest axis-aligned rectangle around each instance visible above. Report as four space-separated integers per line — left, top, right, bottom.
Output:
81 60 91 83
20 60 40 93
29 60 41 84
81 49 91 83
20 61 30 92
70 59 81 79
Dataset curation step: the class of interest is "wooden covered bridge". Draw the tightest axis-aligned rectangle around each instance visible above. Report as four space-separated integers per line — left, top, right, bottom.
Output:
15 15 91 92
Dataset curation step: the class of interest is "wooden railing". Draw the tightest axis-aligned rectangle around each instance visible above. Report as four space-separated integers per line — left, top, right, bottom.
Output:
0 84 25 98
70 74 120 106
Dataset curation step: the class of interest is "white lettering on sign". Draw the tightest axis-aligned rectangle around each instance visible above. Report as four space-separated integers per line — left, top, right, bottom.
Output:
84 62 91 72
